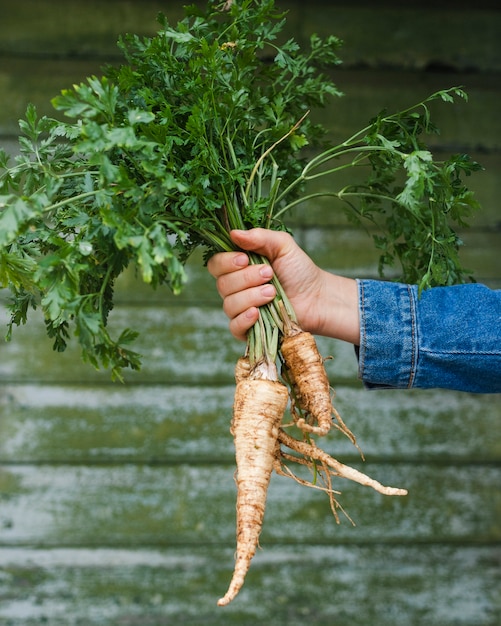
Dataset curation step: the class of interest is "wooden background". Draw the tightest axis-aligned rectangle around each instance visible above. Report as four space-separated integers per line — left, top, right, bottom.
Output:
0 1 500 624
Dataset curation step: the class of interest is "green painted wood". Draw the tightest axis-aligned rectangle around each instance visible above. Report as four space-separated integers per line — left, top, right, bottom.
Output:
1 216 499 311
1 1 500 153
1 384 500 464
0 285 358 387
0 545 499 625
1 3 499 237
297 5 501 73
0 462 499 546
2 1 499 73
0 57 106 134
298 227 501 284
0 0 187 58
0 3 499 624
2 258 500 388
0 302 247 385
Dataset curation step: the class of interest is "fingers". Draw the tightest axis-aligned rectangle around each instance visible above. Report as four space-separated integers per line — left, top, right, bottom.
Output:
228 307 260 342
229 228 295 262
207 244 277 341
207 228 301 341
219 268 276 341
207 228 295 285
222 278 275 317
217 262 273 297
207 249 275 299
207 250 249 279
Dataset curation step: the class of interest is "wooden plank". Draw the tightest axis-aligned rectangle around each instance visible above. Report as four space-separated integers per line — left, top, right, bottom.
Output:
0 462 499 546
0 0 179 57
2 61 499 152
1 384 500 464
316 69 501 152
2 257 501 384
296 5 501 73
2 1 499 74
0 300 362 385
0 545 499 625
1 0 500 155
0 57 106 134
1 70 498 231
299 227 501 284
285 152 501 231
3 211 498 311
72 223 501 305
0 303 245 385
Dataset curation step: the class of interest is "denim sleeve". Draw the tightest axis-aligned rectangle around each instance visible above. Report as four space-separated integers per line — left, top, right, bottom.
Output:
356 279 501 393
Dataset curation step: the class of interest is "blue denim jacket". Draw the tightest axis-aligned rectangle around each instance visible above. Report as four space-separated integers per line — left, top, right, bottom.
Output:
357 280 501 393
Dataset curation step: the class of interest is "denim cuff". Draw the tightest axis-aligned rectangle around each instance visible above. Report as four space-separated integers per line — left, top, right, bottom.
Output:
356 279 501 393
357 279 417 389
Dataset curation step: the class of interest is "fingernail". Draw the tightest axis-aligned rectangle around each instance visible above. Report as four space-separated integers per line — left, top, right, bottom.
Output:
259 265 273 279
234 253 248 267
261 285 275 297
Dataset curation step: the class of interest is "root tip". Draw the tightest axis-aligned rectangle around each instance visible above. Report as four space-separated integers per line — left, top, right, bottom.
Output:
296 417 330 437
384 487 408 496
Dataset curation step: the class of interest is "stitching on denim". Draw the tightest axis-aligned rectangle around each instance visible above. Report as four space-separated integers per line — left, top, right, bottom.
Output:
358 280 366 380
420 347 501 356
407 284 417 388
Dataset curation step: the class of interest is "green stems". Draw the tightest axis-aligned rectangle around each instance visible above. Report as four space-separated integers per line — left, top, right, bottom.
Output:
244 251 299 368
272 143 403 214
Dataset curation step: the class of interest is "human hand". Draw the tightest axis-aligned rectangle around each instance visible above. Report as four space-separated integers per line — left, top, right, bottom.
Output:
207 228 360 344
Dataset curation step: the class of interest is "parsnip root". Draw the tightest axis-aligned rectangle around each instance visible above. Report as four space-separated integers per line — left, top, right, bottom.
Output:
281 324 356 447
234 355 251 383
219 323 407 606
217 374 289 607
277 428 407 497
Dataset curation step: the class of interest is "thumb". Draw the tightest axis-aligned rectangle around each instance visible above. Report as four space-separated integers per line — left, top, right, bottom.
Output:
229 228 296 263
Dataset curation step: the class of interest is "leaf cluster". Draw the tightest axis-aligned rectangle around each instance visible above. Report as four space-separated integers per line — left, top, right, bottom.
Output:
0 0 483 376
0 0 342 377
343 90 482 289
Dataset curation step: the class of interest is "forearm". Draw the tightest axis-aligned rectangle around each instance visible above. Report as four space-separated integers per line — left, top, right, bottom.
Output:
313 271 360 345
357 280 501 393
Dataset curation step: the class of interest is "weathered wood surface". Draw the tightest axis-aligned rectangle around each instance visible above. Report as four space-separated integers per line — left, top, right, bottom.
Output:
1 546 498 626
1 1 500 625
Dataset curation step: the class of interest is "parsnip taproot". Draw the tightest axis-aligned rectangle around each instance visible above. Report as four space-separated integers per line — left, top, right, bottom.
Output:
219 340 406 606
217 371 289 607
281 323 355 443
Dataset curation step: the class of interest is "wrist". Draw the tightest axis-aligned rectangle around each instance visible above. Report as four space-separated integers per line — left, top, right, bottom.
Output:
316 272 360 345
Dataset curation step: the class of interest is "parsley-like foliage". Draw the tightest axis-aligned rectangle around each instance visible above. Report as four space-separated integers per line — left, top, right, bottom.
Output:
0 0 482 378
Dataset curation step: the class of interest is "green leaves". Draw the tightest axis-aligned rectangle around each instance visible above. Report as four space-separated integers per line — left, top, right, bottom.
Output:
0 196 34 246
0 2 483 376
340 89 482 290
52 76 119 121
397 150 434 210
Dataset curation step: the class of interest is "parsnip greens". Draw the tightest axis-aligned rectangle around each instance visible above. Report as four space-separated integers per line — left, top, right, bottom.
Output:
0 0 480 378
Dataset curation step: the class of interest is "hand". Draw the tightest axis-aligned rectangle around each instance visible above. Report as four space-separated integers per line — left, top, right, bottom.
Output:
207 228 360 344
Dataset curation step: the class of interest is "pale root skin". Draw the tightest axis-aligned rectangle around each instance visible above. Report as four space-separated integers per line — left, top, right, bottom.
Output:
281 326 355 443
217 376 289 607
234 355 251 383
219 326 407 606
277 429 408 498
